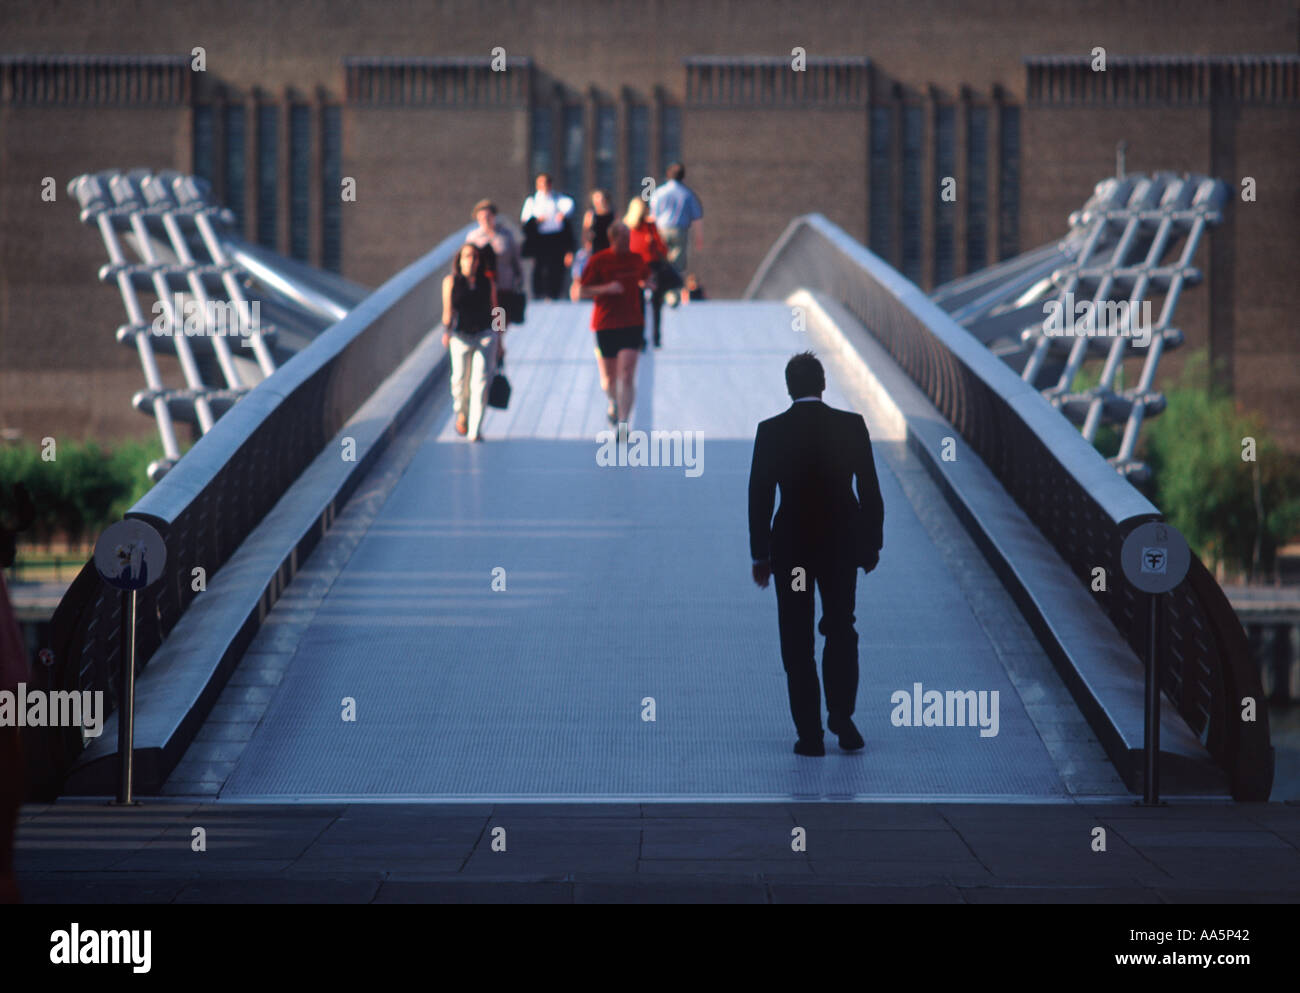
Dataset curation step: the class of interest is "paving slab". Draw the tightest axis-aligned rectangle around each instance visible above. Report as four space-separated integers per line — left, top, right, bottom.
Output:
15 800 1300 903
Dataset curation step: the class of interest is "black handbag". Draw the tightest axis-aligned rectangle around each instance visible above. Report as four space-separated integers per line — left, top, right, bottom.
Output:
646 258 684 293
487 354 511 409
498 289 526 324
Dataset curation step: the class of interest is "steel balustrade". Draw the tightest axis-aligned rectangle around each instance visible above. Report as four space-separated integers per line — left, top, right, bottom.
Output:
747 213 1272 800
36 224 471 797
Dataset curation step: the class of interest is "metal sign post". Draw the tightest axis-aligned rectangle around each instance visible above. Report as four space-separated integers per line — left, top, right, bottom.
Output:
1120 521 1191 806
118 588 137 804
93 518 167 806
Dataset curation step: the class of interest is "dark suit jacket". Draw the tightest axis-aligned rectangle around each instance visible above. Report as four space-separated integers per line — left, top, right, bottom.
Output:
748 400 885 570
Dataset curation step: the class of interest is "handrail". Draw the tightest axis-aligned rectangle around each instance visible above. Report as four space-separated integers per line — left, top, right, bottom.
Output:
34 223 473 798
747 213 1273 800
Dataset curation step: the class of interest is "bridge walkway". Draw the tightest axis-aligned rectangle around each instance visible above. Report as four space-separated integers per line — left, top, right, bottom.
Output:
166 299 1125 800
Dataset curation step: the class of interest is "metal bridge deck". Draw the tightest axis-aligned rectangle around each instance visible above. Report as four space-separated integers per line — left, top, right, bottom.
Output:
184 300 1093 800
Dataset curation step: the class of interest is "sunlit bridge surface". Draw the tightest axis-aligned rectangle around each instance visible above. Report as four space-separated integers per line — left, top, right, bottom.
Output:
48 213 1268 808
181 301 1092 800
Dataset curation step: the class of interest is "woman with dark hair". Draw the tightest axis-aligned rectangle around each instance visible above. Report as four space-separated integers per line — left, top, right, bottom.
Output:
583 189 614 254
441 243 500 442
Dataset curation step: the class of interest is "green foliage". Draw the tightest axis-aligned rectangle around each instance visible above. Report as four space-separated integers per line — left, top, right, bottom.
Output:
1142 351 1300 580
1067 360 1126 458
0 436 164 549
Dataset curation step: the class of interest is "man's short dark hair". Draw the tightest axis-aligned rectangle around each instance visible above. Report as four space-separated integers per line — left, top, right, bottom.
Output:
785 351 825 399
666 162 685 182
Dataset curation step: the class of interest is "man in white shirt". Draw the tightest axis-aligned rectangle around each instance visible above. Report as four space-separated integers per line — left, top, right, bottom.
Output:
520 173 576 300
649 162 703 305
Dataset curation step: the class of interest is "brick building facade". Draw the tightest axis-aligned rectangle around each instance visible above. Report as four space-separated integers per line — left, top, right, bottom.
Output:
1 1 1297 448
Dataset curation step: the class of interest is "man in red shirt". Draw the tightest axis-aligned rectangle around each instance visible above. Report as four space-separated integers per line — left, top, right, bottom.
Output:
577 221 649 427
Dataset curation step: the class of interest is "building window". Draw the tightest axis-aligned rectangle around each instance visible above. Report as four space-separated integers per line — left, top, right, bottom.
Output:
193 105 215 185
563 104 584 198
256 103 278 249
998 104 1020 261
660 104 681 175
627 104 649 204
966 104 988 272
595 104 616 197
529 106 553 179
223 104 245 230
289 105 310 261
901 105 923 283
321 105 341 272
869 106 892 260
934 104 955 285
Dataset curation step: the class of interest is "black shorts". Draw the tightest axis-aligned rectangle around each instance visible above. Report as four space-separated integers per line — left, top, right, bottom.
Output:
594 326 644 358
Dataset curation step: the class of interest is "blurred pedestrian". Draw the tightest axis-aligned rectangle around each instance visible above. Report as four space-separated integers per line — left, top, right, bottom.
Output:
569 225 596 301
684 274 707 303
441 243 500 442
466 199 525 325
583 189 615 254
625 197 669 348
577 221 649 426
649 162 703 306
520 173 575 300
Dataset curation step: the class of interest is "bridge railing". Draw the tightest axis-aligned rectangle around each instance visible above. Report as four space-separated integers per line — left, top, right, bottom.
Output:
35 224 472 797
747 213 1272 800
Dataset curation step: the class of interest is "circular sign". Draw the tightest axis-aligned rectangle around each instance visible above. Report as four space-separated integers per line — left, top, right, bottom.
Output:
1120 521 1190 594
94 519 167 591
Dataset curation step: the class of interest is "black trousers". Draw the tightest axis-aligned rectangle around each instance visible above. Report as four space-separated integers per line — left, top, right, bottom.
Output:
646 287 664 343
771 551 859 740
531 233 569 300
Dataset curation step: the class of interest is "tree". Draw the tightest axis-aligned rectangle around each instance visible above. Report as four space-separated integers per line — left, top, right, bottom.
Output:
1141 351 1300 581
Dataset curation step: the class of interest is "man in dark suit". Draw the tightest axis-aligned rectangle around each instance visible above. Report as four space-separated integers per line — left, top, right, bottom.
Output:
748 352 885 756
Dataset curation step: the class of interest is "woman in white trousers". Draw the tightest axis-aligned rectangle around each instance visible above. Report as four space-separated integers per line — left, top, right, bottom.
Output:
441 243 501 442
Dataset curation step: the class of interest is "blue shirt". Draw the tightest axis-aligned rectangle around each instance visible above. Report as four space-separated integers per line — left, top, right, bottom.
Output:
650 180 702 230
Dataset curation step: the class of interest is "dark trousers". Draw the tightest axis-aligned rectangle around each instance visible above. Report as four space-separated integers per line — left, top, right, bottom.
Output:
532 234 568 300
771 551 859 740
646 287 664 344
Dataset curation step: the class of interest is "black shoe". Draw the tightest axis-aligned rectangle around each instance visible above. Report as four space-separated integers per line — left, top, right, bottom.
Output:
828 717 864 751
793 737 825 757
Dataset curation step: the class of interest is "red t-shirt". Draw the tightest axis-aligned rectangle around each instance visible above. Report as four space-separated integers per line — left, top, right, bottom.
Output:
579 249 648 331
